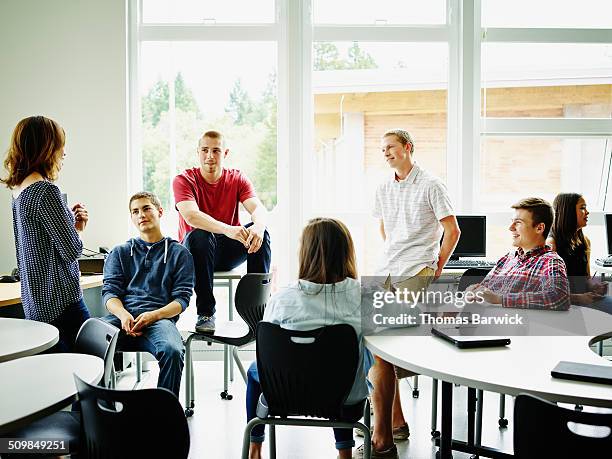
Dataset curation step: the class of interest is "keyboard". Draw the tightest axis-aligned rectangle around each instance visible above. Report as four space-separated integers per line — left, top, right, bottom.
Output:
595 256 612 267
445 259 496 269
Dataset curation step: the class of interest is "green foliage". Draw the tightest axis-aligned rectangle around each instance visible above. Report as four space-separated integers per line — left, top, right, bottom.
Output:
142 73 200 127
313 42 378 70
141 42 374 214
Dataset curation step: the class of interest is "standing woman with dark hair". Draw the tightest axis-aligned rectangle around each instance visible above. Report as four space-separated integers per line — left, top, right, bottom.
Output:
1 115 91 351
245 218 373 459
548 192 612 314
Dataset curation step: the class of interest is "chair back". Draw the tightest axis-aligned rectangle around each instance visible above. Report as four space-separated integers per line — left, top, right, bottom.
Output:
457 267 491 292
514 393 612 458
256 322 360 420
74 375 190 459
234 273 272 341
74 318 119 388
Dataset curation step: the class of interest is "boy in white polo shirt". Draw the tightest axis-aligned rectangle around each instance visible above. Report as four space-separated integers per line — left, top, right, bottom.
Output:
356 129 460 458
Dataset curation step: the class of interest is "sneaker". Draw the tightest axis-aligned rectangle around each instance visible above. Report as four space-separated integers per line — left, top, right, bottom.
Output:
195 315 216 334
353 443 398 459
355 424 410 442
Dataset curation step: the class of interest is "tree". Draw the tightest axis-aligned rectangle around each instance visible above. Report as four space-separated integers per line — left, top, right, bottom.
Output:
226 78 258 125
252 72 278 209
347 42 377 69
141 72 200 127
313 42 378 70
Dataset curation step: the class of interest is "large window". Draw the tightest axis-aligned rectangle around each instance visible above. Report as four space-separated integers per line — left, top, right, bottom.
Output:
479 3 612 257
130 0 612 278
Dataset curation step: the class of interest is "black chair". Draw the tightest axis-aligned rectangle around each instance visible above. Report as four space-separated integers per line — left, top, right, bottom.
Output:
74 374 190 459
514 393 612 457
241 322 371 459
184 272 272 415
8 318 120 457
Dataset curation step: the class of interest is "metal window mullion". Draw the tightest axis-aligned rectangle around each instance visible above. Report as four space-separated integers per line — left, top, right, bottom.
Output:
459 0 481 213
128 0 142 195
139 24 280 41
481 118 612 137
447 0 461 210
484 27 612 44
313 25 449 42
277 0 312 283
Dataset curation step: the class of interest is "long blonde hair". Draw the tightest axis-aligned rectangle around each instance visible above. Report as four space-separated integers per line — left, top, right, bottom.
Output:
1 116 65 188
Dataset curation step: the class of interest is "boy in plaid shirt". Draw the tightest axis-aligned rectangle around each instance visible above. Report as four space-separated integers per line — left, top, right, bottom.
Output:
469 197 570 310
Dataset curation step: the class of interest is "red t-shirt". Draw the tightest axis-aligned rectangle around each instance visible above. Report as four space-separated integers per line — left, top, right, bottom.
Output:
172 167 256 241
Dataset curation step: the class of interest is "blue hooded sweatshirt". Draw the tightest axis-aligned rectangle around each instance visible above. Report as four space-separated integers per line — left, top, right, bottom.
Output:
102 237 194 319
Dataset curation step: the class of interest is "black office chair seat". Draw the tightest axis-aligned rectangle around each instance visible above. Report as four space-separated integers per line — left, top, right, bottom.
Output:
186 320 251 347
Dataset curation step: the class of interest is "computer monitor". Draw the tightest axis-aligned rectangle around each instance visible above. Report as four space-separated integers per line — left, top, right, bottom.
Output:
448 215 487 260
605 214 612 255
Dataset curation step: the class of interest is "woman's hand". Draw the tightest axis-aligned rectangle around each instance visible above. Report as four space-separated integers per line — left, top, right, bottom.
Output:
72 203 89 232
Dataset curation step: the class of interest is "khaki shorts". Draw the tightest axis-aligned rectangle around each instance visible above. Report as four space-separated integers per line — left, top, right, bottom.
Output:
387 266 435 380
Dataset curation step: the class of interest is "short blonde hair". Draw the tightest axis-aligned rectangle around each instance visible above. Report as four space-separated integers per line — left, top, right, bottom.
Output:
199 130 225 148
383 128 414 154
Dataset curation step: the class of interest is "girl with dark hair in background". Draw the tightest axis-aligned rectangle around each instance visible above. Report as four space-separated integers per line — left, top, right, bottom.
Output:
2 115 91 351
245 218 373 459
548 193 612 314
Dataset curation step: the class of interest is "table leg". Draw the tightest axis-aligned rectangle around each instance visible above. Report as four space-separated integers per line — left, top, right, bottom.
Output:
440 381 453 459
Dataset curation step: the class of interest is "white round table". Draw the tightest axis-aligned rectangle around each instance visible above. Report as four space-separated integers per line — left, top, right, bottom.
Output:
0 353 104 435
0 318 59 362
365 306 612 458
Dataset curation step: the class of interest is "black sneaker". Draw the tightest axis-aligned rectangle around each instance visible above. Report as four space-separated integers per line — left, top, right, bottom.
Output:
195 315 216 334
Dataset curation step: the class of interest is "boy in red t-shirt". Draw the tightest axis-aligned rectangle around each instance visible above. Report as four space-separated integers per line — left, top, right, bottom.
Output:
173 130 271 333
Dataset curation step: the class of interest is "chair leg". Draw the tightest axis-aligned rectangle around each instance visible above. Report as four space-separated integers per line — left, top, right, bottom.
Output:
431 378 439 437
364 398 371 430
269 424 276 459
355 421 371 458
412 374 419 398
184 336 195 416
498 394 508 428
136 352 143 383
233 346 248 383
229 279 235 382
476 389 483 445
220 344 233 400
242 418 265 459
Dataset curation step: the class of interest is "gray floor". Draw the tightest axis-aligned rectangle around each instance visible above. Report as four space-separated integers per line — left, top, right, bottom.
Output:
119 360 516 458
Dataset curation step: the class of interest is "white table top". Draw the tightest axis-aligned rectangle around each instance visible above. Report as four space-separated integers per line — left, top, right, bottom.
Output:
0 318 59 362
365 306 612 408
0 353 103 434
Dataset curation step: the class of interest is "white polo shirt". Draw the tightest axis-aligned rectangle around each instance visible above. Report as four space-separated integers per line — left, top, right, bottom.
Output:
373 162 455 278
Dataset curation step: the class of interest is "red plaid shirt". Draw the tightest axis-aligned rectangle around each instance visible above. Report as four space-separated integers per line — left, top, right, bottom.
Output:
480 245 570 311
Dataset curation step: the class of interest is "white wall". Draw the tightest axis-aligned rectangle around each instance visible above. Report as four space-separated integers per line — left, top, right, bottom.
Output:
0 0 129 273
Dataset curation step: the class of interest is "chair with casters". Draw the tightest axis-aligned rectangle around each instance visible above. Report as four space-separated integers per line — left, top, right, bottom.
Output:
74 374 190 459
7 318 120 457
183 272 272 416
514 393 612 457
241 322 371 459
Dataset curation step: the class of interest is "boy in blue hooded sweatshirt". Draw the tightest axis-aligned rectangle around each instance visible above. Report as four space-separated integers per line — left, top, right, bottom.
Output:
102 191 194 397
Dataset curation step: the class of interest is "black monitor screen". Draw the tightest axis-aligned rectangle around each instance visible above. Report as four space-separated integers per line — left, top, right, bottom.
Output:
606 214 612 255
450 216 487 258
